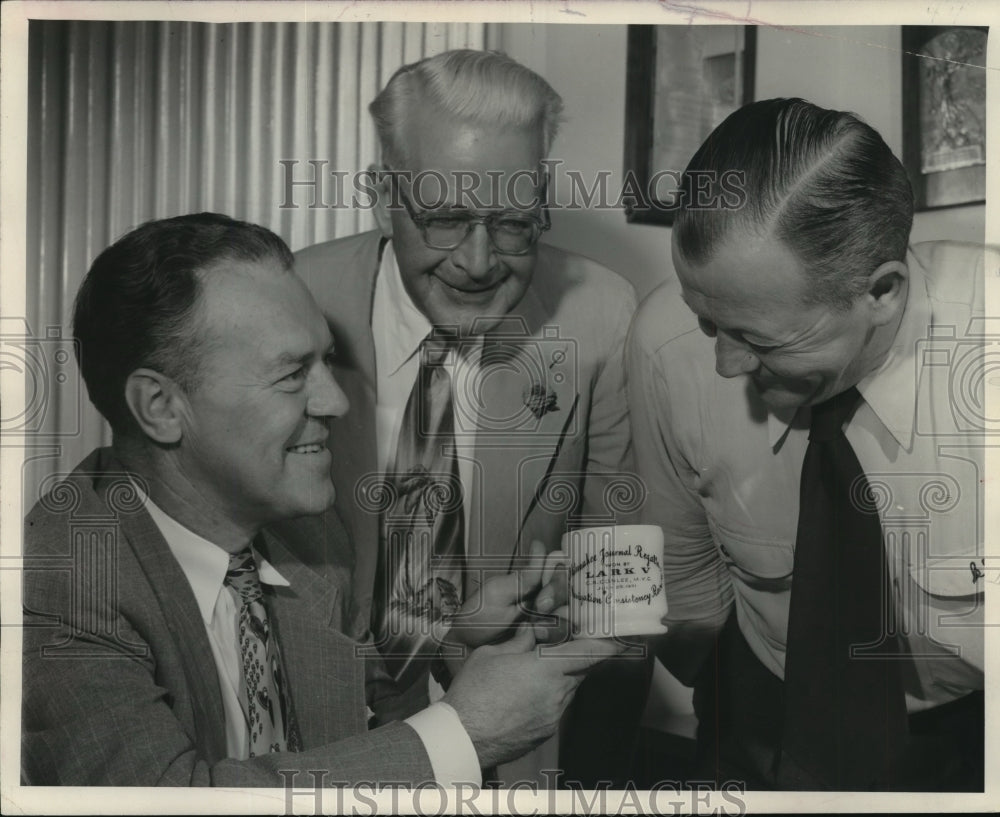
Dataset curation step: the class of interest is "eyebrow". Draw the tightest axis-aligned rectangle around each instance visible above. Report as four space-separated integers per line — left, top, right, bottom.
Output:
269 339 336 370
730 319 787 343
683 300 780 347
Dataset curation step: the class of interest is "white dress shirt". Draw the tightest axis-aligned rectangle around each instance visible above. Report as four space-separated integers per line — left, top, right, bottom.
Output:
628 241 991 712
142 495 290 760
372 239 481 527
141 492 481 784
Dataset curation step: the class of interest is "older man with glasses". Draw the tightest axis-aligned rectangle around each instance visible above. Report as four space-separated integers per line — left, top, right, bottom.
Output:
282 49 646 787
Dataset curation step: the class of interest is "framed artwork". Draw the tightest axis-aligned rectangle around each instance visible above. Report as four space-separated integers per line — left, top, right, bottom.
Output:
623 24 756 225
901 26 988 211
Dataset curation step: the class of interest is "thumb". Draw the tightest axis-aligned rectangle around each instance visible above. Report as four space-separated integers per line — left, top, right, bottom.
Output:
487 621 535 655
518 539 547 598
542 636 626 674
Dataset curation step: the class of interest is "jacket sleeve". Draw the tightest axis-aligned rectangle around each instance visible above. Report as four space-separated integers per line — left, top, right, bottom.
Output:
624 290 733 684
21 548 435 787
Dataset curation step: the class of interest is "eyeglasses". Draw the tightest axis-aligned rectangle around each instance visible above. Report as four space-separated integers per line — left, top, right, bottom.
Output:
396 187 550 256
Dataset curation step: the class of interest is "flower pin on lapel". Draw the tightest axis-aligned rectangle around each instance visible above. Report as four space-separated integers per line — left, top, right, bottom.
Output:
523 382 559 419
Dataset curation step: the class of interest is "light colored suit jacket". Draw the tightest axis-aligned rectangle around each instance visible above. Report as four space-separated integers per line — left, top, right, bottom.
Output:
289 230 639 635
21 448 433 786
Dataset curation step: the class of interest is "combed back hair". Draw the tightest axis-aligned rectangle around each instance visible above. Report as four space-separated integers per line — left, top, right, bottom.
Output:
369 49 565 167
673 98 914 309
73 212 294 435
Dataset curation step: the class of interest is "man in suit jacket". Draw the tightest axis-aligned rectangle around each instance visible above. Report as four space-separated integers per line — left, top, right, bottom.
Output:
21 212 621 786
288 49 649 786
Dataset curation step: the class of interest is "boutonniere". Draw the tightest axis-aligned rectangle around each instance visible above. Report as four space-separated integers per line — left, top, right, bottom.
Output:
522 382 559 419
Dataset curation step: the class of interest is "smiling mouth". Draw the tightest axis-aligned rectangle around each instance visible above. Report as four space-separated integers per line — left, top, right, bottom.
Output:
286 443 327 454
438 275 504 295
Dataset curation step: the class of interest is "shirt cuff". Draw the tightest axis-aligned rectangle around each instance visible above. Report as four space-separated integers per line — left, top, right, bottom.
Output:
404 700 482 787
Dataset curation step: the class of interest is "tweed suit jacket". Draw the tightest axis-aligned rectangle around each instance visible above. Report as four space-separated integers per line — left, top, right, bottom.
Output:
21 448 433 786
286 230 639 636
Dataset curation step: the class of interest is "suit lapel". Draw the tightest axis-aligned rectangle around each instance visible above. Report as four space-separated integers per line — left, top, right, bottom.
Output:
259 531 369 747
467 284 580 562
92 454 228 765
326 235 383 633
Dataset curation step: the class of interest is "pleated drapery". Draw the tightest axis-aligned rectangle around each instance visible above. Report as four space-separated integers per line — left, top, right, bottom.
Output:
24 20 489 508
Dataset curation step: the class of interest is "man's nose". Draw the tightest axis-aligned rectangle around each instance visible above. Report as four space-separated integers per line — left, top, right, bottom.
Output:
450 223 497 281
308 366 350 418
714 332 760 378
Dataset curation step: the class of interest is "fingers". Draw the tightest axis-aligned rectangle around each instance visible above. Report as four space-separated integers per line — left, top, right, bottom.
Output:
517 539 546 597
482 572 522 603
538 636 626 674
482 621 535 655
531 604 570 644
535 559 569 614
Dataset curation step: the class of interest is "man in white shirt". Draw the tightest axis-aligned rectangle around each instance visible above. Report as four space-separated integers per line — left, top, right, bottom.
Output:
628 98 987 791
289 50 647 786
21 212 621 786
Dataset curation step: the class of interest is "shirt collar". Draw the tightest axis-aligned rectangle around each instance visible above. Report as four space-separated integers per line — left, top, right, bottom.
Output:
765 248 929 452
767 404 800 449
138 488 289 624
376 239 434 377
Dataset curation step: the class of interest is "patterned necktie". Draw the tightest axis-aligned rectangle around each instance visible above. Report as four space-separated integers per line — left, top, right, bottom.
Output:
224 548 301 756
373 331 466 687
780 387 908 789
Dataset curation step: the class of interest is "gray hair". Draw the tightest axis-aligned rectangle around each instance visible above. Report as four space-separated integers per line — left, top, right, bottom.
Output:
369 49 564 168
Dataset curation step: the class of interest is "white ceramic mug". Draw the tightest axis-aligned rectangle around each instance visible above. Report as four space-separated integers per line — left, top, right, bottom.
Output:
543 524 668 638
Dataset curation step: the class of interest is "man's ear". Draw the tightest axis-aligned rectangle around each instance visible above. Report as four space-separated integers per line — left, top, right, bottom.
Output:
368 163 394 238
123 368 187 444
865 259 908 326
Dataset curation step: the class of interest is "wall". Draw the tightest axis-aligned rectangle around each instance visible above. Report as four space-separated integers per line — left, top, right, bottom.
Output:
497 21 987 739
500 24 986 302
502 24 676 300
21 20 488 511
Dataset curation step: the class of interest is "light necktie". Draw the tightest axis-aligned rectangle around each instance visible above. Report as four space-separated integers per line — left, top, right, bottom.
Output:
373 331 466 687
780 387 908 789
224 547 301 756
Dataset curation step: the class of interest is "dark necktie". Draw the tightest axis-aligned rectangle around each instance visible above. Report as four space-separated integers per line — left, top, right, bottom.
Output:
373 332 466 687
780 387 908 789
225 548 301 756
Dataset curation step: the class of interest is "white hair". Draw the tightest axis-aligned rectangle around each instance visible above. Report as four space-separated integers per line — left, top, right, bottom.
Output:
369 49 564 167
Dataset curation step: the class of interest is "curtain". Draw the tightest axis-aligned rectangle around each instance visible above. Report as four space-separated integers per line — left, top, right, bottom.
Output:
24 20 489 508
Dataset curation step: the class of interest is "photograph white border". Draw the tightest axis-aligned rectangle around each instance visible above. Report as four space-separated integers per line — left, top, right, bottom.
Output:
2 1 996 814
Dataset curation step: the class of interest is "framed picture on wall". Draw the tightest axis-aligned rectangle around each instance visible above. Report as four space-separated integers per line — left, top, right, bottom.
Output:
901 26 988 211
622 24 755 226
